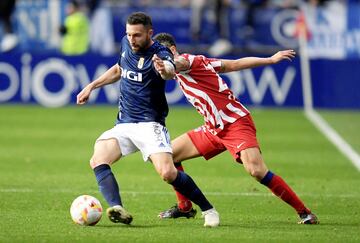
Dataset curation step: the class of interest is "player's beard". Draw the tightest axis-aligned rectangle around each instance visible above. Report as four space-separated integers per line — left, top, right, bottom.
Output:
132 36 151 53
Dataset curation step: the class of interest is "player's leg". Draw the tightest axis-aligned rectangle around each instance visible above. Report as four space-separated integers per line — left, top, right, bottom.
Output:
90 138 122 207
172 133 202 163
240 147 319 224
222 115 318 224
239 147 268 180
91 124 138 225
159 133 202 218
91 138 132 224
150 152 219 227
159 128 226 219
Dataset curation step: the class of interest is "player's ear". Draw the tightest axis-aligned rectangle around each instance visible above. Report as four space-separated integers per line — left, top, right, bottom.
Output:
170 46 176 55
148 28 153 37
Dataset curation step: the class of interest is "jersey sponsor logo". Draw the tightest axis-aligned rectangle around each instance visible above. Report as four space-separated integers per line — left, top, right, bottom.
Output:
120 67 143 82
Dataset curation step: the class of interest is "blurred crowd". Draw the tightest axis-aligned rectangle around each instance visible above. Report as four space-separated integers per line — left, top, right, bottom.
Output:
0 0 356 56
0 0 17 52
59 0 116 56
0 0 117 55
105 0 328 8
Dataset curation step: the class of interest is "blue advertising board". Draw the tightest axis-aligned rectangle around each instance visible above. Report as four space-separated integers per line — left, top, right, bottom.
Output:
1 52 305 108
311 59 360 109
1 52 359 109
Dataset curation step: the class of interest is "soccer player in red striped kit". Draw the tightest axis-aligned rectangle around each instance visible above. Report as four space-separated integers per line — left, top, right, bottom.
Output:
153 33 318 224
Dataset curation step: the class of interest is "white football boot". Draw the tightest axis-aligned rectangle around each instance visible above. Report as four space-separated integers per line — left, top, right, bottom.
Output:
202 208 220 227
106 205 133 224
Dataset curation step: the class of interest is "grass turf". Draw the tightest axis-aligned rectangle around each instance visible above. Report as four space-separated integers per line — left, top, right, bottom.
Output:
0 105 359 242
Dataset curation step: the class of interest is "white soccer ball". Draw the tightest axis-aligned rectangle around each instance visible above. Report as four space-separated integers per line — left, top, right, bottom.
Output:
70 195 103 226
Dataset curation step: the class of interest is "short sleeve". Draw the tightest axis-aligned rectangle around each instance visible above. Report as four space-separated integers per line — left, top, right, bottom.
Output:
117 37 125 66
204 56 222 73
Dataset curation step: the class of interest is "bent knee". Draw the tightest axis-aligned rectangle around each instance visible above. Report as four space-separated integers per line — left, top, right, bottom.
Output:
159 169 177 183
89 139 121 169
89 156 111 169
243 159 267 180
90 152 117 169
241 149 267 180
247 167 266 180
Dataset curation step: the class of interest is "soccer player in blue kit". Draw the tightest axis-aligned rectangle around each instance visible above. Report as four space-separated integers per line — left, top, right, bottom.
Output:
76 12 220 227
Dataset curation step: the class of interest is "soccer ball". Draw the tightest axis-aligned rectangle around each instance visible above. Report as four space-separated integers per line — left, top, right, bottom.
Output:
70 195 103 226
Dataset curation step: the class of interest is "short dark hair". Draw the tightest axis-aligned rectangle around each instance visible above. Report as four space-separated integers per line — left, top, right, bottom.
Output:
153 33 176 48
70 0 80 8
127 12 152 28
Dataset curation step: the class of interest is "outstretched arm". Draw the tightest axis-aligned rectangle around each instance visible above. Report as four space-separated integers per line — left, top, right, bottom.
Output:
220 50 296 73
174 56 190 72
77 64 121 105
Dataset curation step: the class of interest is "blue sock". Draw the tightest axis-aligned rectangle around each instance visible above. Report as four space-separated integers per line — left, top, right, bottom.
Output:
260 171 274 186
170 171 212 211
93 164 122 207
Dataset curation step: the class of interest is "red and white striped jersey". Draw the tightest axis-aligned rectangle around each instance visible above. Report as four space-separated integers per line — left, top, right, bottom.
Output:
176 53 250 135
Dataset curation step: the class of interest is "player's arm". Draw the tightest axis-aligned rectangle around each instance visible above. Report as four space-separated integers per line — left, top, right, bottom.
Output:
152 54 175 80
77 64 121 105
219 50 296 73
174 56 190 72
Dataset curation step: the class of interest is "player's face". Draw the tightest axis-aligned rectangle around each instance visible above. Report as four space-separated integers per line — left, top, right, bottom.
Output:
170 46 177 56
126 24 153 52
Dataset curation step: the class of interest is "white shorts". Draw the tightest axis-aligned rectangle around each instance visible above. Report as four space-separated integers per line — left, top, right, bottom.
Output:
96 122 172 161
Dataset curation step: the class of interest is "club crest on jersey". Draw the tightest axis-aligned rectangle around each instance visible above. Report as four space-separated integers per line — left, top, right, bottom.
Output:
137 57 145 69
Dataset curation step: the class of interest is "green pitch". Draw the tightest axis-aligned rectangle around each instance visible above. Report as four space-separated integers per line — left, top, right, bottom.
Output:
0 105 359 242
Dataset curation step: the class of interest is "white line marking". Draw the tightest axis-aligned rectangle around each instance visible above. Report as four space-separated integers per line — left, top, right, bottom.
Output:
0 188 359 198
298 24 314 111
305 109 360 171
298 27 360 172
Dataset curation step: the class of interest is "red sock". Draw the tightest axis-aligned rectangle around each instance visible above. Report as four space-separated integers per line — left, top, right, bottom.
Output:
174 163 192 211
266 173 310 215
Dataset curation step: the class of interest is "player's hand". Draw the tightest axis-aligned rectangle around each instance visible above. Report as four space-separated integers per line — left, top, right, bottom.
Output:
270 50 296 64
152 54 166 74
76 84 92 105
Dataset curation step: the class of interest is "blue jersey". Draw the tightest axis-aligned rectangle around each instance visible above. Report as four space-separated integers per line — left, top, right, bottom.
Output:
116 37 174 126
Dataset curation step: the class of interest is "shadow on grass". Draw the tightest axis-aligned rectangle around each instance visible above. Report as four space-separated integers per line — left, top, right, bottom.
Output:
95 224 167 229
